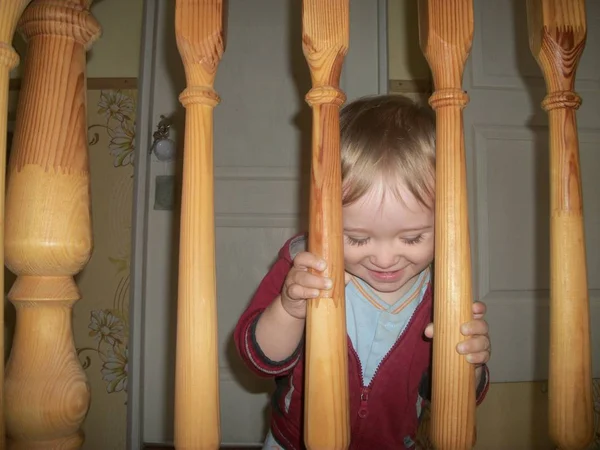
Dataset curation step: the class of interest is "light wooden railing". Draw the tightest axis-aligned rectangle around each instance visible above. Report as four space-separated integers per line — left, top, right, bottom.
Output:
0 0 593 449
0 2 31 448
527 1 594 448
418 2 477 447
3 1 101 449
172 1 224 449
302 1 351 449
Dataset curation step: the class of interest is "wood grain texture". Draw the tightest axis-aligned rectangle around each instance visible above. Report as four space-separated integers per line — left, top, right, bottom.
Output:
173 1 225 449
0 2 34 447
302 1 350 449
526 1 593 449
3 1 100 449
417 1 477 449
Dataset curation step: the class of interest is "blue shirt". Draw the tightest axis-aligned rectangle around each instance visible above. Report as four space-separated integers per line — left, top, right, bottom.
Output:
346 268 431 385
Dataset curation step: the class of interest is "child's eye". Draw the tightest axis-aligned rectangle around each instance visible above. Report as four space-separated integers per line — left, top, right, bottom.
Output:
345 236 370 247
402 235 424 246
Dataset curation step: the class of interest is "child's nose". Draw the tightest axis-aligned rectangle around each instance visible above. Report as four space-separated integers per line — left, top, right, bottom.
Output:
369 252 400 270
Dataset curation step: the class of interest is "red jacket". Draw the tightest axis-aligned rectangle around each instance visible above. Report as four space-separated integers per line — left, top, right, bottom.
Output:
234 235 489 449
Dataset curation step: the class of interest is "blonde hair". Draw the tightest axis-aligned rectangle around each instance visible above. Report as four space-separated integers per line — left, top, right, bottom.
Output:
340 94 436 208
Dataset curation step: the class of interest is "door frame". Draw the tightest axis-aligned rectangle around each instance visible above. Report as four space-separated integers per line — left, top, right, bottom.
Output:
126 0 158 448
126 1 389 448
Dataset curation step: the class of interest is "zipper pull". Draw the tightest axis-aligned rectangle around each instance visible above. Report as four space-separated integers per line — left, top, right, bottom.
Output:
358 388 370 418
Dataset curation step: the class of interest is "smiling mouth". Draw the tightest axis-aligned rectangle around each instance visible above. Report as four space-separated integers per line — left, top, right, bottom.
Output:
367 268 404 281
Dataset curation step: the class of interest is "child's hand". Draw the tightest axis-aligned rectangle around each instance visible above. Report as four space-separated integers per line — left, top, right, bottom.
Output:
281 252 351 320
424 301 491 369
281 252 330 319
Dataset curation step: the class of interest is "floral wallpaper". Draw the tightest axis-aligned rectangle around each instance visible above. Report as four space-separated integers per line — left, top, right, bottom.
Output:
91 90 136 167
73 88 136 450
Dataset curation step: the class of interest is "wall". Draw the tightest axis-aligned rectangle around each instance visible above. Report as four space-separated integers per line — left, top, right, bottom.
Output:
9 0 142 79
387 0 429 81
74 87 137 450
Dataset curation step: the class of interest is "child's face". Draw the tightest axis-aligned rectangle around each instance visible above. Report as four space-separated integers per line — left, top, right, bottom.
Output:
342 183 434 297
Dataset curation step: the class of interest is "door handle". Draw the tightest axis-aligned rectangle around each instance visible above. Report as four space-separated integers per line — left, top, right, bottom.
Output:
150 114 176 161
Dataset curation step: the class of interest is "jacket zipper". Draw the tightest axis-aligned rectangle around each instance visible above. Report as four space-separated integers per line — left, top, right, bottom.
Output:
351 297 426 419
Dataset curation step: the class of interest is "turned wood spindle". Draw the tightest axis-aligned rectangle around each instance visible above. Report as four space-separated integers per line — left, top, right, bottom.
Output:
526 1 594 449
4 1 101 448
418 1 477 448
173 1 225 448
302 1 351 449
0 1 34 447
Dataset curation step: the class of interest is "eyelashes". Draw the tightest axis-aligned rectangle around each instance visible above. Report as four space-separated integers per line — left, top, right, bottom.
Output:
403 235 424 246
345 235 425 247
345 236 370 247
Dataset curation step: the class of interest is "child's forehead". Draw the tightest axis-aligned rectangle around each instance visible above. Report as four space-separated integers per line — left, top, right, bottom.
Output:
343 188 433 232
350 181 428 210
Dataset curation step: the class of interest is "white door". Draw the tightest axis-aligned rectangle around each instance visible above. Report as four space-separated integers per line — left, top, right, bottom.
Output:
129 0 599 448
129 0 386 447
462 0 600 383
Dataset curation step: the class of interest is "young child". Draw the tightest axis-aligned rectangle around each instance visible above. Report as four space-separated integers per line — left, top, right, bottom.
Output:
234 94 491 450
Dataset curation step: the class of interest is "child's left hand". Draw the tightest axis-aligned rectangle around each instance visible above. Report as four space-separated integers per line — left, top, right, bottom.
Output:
424 301 490 381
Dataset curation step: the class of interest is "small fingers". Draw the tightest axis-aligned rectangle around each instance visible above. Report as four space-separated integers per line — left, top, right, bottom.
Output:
456 335 491 365
295 269 332 290
286 252 333 300
290 271 331 298
424 322 434 339
460 318 489 337
464 351 489 365
294 251 327 272
471 301 487 319
457 335 490 354
288 254 354 300
286 282 320 301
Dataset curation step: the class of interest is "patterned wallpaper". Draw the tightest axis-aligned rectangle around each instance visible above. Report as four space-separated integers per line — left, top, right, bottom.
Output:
74 88 136 450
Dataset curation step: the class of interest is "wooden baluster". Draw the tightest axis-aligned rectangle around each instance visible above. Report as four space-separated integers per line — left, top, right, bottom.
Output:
0 1 34 447
173 1 225 448
417 1 476 448
4 0 100 448
302 1 350 449
526 1 594 449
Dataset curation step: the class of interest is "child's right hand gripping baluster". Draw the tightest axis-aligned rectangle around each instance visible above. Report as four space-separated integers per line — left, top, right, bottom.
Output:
281 251 330 319
281 251 351 320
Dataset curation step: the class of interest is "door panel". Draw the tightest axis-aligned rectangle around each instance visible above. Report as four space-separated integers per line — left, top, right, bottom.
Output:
138 0 384 445
463 0 600 382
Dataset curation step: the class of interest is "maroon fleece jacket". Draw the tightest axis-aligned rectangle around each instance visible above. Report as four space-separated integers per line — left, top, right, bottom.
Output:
234 235 489 449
